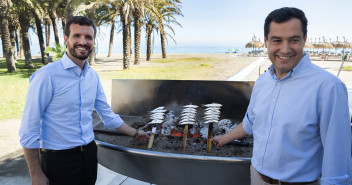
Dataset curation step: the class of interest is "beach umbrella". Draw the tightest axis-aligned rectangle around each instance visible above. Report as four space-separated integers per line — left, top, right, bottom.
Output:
331 36 350 54
304 42 314 49
304 41 314 55
245 39 264 56
245 40 264 48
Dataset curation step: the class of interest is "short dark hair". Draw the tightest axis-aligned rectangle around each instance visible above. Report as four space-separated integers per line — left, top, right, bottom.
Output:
64 16 96 37
264 7 307 38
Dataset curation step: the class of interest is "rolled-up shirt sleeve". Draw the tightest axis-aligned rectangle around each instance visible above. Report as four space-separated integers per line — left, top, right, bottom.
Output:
242 90 256 135
319 82 352 185
19 69 53 149
94 78 123 129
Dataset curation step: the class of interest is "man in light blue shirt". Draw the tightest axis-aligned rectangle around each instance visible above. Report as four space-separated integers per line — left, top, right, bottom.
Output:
212 7 351 185
19 16 149 185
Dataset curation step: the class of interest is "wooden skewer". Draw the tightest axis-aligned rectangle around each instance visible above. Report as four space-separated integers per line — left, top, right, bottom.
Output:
207 123 213 153
182 124 189 151
148 127 156 149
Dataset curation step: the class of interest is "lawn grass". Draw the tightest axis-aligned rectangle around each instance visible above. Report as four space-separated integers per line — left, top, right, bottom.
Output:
95 57 216 80
342 66 352 71
0 57 218 120
0 59 45 120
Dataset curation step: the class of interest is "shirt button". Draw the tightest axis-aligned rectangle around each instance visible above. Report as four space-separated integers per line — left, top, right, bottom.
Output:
277 82 281 85
268 115 272 119
272 98 276 101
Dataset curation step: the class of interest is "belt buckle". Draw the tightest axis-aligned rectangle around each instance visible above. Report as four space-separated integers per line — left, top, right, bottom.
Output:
80 145 85 152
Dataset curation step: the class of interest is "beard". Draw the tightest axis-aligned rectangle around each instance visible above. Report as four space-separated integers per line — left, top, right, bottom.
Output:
67 44 93 60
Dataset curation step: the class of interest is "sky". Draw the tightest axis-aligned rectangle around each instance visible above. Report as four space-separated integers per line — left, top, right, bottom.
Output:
171 0 352 47
4 0 352 54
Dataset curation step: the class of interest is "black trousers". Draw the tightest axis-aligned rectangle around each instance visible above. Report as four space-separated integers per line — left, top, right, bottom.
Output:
40 141 98 185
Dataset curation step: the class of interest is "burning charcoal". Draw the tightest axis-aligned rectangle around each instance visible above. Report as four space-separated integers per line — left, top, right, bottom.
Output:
216 119 238 135
179 104 198 151
203 103 222 153
161 111 177 136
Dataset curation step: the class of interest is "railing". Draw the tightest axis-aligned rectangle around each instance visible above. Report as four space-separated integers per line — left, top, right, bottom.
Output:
309 55 350 61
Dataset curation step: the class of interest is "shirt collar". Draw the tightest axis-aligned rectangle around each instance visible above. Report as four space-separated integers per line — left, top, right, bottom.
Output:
268 53 310 81
61 53 90 76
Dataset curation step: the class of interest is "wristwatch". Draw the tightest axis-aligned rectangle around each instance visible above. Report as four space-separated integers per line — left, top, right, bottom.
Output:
133 130 139 138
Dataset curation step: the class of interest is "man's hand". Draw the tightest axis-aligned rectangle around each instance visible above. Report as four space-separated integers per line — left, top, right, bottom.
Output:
211 122 247 148
211 135 227 148
31 171 49 185
117 123 149 141
135 130 150 141
23 148 49 185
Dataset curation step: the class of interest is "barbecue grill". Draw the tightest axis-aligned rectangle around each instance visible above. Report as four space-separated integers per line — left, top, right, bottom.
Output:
95 79 254 185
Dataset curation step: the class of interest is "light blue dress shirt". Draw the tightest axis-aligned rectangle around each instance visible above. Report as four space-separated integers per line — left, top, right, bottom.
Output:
20 53 123 150
243 54 351 184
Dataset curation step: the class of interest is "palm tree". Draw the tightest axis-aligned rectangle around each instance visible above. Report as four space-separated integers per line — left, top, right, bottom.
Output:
145 13 158 61
13 0 34 68
117 0 133 69
0 0 17 72
8 11 18 60
132 1 144 65
29 0 49 64
47 0 62 45
76 0 112 65
156 0 182 59
107 20 116 57
65 0 75 20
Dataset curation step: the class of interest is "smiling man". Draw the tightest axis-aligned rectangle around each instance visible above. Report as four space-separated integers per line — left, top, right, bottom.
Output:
19 16 149 185
212 7 351 185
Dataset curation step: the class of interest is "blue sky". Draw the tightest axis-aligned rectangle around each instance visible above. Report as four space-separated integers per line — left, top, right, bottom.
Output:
172 0 352 47
9 0 352 54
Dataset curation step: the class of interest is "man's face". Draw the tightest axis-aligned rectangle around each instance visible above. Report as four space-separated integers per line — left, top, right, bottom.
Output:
264 18 307 79
64 24 94 61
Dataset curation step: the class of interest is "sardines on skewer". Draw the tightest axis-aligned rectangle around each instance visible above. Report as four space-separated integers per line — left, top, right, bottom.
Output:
148 106 166 149
179 104 198 151
203 103 222 153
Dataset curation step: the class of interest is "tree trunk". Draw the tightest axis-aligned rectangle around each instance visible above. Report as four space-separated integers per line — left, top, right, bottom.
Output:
85 13 95 65
0 1 17 72
160 28 167 59
146 24 152 61
49 13 60 45
120 9 131 69
19 27 23 58
44 17 51 47
61 19 66 37
129 26 132 56
19 12 34 69
65 0 74 21
122 24 131 69
33 11 48 64
107 21 115 57
133 11 141 65
88 45 96 65
8 24 16 59
15 29 19 57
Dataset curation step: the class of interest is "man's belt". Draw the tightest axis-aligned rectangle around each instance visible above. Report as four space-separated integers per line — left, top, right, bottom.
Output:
258 171 318 185
40 140 95 153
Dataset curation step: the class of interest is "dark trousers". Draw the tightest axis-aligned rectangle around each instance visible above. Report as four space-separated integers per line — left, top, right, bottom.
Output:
40 141 98 185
